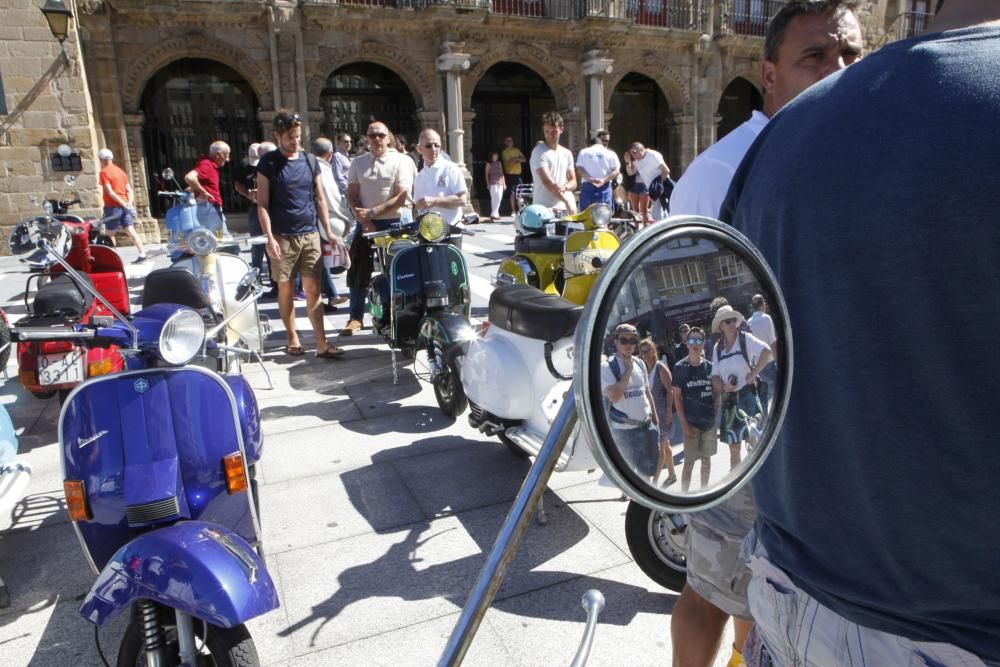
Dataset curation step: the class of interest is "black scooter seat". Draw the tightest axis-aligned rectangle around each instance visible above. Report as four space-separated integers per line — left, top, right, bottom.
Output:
488 284 582 341
142 268 212 310
33 273 95 319
514 234 564 256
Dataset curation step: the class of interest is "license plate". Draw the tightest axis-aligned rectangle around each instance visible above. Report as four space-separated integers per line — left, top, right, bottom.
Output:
38 349 86 386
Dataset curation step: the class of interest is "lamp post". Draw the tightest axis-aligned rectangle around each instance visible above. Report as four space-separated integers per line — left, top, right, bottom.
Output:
40 0 74 61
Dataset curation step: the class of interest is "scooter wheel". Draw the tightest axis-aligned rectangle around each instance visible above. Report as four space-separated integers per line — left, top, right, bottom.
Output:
624 501 687 593
30 390 56 400
117 611 260 666
433 357 467 418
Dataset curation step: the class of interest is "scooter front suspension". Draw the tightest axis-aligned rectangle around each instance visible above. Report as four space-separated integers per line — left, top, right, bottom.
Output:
138 599 167 666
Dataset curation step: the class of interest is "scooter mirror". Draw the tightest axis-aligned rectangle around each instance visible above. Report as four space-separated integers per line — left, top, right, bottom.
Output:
9 217 72 262
235 268 260 302
574 216 791 513
162 167 174 181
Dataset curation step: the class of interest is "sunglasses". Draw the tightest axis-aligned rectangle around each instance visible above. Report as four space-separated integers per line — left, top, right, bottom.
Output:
688 337 705 345
617 337 638 345
423 143 441 149
367 132 388 139
723 318 738 325
275 113 301 130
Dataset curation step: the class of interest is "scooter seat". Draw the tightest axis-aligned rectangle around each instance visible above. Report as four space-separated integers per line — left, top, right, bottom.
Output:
32 273 95 319
142 268 212 310
489 284 582 341
514 234 564 256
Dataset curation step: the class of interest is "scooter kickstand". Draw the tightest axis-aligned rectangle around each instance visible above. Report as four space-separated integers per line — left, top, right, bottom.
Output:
252 350 273 390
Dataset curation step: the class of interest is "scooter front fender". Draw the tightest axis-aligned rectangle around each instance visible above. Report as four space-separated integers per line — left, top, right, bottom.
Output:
420 312 475 348
79 521 278 628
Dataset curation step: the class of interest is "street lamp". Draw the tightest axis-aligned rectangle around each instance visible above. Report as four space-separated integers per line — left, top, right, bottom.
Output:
40 0 73 45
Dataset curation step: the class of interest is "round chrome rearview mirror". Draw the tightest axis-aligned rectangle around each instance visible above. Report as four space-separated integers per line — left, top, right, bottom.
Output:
9 217 72 263
574 216 791 513
162 168 174 181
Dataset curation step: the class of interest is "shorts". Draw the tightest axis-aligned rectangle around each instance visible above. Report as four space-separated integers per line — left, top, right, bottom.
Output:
629 181 648 195
685 484 756 619
102 206 135 231
503 173 523 190
742 529 996 667
683 425 718 460
271 232 321 284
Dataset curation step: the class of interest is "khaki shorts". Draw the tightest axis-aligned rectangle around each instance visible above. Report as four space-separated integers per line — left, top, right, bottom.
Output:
686 484 757 620
683 425 718 460
271 232 322 284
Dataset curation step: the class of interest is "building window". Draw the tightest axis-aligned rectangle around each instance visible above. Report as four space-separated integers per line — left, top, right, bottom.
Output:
656 261 706 298
716 254 752 288
0 69 7 115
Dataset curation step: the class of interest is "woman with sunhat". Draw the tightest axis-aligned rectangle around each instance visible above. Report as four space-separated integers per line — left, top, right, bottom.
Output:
709 305 772 470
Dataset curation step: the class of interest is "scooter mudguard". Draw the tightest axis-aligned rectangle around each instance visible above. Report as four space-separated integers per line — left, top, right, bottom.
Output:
418 312 474 348
79 521 278 627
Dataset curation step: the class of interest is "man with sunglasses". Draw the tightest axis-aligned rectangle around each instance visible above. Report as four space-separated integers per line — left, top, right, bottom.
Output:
343 121 414 335
413 129 467 225
668 3 864 666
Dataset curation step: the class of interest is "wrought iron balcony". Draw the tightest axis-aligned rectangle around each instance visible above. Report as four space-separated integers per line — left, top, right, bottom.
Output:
721 0 786 37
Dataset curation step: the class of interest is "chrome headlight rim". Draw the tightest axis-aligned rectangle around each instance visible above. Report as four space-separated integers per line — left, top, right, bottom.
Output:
187 228 217 256
157 309 206 366
418 213 449 243
591 203 612 227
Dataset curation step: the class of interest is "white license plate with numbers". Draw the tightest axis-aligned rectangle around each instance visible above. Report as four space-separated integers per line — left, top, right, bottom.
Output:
38 349 85 386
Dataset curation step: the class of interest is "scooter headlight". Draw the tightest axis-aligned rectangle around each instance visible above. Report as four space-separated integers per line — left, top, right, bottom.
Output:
187 228 217 256
418 213 449 243
591 204 612 227
158 309 205 366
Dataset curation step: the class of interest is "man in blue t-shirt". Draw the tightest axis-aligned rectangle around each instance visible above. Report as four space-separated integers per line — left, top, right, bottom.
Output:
257 110 344 359
670 327 717 492
723 1 1000 664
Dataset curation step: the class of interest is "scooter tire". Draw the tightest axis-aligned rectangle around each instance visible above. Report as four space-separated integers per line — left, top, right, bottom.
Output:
433 358 467 418
117 612 259 667
0 318 10 370
30 390 56 400
624 501 687 593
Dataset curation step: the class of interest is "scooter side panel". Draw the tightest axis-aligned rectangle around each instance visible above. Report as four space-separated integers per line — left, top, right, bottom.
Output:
389 247 424 345
463 334 535 419
61 368 259 571
79 521 278 627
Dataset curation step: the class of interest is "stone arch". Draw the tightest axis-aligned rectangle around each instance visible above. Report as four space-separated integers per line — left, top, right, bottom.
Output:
307 43 434 111
722 66 764 94
464 47 574 113
604 57 688 111
122 35 272 113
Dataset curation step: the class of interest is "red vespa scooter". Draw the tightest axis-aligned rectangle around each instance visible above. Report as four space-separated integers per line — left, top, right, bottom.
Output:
12 214 131 401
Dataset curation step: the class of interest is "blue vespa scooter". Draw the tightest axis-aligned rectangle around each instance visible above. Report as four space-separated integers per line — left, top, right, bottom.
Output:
10 219 277 666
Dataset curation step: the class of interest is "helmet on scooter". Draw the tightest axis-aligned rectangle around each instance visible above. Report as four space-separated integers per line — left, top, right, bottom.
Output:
519 205 554 235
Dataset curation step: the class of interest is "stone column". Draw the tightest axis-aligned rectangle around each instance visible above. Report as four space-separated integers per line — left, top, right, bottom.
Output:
121 113 161 243
436 47 472 173
581 51 614 135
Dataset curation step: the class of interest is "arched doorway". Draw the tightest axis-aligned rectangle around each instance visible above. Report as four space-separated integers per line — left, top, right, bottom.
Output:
319 63 418 147
470 62 556 214
716 77 763 140
141 58 259 217
609 73 673 157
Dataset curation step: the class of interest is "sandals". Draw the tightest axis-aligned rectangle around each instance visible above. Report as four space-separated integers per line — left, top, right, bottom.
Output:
315 346 346 359
285 345 305 356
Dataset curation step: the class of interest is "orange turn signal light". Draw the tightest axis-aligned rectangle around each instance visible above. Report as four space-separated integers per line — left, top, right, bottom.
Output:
64 480 92 521
88 357 116 378
223 452 248 494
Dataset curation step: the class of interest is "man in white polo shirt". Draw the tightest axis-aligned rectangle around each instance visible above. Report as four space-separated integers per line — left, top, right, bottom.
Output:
575 128 621 210
529 110 577 213
413 128 467 225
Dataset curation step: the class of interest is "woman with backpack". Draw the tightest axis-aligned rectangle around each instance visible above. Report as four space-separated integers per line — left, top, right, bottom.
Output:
710 305 772 470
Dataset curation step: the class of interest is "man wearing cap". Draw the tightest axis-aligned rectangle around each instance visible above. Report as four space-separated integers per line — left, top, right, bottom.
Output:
97 148 147 263
601 323 660 481
575 129 620 210
184 140 231 237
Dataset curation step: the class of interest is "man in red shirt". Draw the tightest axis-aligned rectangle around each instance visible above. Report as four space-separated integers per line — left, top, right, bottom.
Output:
97 148 147 263
184 140 231 236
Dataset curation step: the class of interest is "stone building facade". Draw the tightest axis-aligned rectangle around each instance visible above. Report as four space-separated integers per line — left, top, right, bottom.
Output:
1 0 917 246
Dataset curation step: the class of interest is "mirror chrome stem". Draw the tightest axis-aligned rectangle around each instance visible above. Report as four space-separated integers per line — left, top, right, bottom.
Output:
40 239 139 349
438 391 578 667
